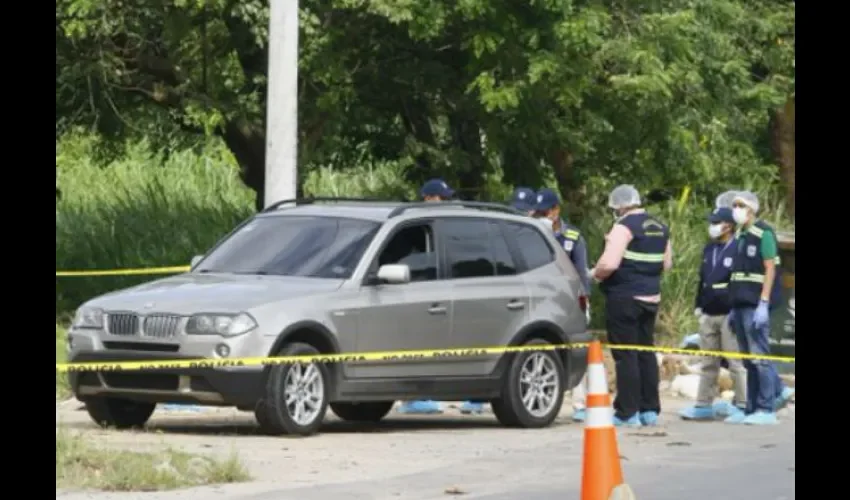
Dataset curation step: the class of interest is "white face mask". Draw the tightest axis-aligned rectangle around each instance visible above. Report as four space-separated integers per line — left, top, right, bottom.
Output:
732 207 749 225
708 223 724 239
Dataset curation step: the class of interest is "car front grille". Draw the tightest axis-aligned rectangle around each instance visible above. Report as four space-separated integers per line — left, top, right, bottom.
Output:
143 315 181 339
106 313 182 338
107 313 140 336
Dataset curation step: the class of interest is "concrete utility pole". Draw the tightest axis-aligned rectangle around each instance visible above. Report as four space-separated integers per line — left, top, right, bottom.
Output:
264 0 299 208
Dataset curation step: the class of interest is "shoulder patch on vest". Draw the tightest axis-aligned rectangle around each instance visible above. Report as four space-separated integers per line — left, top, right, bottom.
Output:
746 244 757 257
563 240 574 252
723 257 733 268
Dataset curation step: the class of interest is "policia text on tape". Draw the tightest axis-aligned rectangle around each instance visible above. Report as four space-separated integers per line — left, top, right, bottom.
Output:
56 343 795 373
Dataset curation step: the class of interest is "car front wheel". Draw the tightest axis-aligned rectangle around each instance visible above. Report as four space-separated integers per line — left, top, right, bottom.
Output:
85 397 156 429
256 342 330 437
491 339 565 428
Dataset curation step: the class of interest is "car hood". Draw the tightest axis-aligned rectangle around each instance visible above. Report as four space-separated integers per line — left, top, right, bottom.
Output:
87 273 344 314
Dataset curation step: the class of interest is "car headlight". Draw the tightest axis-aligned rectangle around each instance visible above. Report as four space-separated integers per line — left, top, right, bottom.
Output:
185 313 257 337
71 307 104 329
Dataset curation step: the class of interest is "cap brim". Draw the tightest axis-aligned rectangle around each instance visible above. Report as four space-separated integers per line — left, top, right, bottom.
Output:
534 202 556 211
512 201 533 211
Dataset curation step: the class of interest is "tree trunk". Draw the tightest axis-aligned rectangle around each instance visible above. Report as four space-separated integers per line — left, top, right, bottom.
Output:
449 111 486 200
221 119 266 212
769 95 795 220
550 148 584 220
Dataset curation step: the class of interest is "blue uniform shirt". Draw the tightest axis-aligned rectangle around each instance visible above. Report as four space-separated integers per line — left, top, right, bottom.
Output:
695 239 736 316
557 218 591 294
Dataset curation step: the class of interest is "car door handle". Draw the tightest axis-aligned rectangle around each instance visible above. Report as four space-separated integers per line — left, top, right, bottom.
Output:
506 300 526 311
428 304 447 315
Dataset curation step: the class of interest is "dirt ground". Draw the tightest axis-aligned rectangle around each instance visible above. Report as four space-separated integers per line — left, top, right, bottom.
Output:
56 387 795 500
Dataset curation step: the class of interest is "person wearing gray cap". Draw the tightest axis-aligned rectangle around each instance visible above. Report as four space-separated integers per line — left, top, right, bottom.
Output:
590 184 673 427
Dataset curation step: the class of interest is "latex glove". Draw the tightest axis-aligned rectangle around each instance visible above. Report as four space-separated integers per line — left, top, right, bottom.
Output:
588 268 599 283
693 308 703 317
753 301 769 328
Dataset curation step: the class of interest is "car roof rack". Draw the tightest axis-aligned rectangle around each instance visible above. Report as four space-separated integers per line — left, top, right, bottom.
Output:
387 201 523 218
261 196 394 213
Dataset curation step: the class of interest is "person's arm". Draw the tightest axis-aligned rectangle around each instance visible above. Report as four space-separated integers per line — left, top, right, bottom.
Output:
760 230 779 303
570 235 591 294
663 240 674 271
592 224 632 280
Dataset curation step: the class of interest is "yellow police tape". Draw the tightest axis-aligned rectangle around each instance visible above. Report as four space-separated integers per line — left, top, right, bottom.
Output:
55 342 794 373
56 266 191 277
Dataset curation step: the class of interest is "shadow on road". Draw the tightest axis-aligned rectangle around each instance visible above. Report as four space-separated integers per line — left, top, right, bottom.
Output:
63 414 578 437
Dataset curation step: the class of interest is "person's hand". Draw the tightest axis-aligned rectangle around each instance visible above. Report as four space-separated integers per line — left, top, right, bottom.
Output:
587 268 598 283
754 301 769 328
693 307 703 317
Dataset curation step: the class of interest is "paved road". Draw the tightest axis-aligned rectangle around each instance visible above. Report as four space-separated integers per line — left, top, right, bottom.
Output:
57 397 795 500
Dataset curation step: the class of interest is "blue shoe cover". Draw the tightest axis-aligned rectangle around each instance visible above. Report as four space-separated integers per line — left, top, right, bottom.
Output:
774 387 795 411
398 400 442 414
572 409 586 422
639 411 659 426
460 401 484 414
724 410 748 424
679 405 715 420
613 414 642 428
742 410 779 425
711 401 736 417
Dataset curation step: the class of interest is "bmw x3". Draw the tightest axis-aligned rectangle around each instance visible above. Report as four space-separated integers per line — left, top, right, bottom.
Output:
67 199 592 436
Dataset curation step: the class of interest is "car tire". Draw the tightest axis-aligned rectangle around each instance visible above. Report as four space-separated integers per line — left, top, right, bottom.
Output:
256 342 330 437
85 397 156 429
330 402 394 423
491 338 565 429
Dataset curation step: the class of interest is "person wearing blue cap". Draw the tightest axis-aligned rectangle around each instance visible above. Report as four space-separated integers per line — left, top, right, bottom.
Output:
396 179 453 416
399 178 487 416
532 188 592 296
532 188 592 422
419 178 455 201
509 187 537 215
679 207 748 422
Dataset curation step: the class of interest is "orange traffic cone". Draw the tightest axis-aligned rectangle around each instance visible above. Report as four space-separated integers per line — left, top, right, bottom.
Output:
580 340 627 500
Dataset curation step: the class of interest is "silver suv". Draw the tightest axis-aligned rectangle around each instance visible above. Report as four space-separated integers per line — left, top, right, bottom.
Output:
67 199 592 436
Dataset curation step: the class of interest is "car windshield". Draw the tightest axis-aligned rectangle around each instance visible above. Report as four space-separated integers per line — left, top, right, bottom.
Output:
195 215 381 279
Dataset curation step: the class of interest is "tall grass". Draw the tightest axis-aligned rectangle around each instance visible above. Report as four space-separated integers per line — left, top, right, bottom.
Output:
56 134 793 345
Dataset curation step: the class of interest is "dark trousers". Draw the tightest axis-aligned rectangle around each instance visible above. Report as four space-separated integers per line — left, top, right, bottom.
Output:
605 295 661 420
731 307 779 413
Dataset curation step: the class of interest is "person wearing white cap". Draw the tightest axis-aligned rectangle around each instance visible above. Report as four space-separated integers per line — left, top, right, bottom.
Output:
590 184 673 427
726 191 793 425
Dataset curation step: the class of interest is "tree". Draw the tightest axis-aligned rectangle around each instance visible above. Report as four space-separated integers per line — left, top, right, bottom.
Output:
56 0 795 210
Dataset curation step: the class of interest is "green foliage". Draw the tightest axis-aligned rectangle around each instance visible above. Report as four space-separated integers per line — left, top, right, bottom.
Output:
56 132 255 314
56 0 795 200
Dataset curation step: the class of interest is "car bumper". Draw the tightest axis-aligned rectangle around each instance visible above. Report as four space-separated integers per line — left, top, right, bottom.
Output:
68 350 265 408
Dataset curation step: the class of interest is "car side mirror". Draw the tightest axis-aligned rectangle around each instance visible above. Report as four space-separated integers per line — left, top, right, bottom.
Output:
190 255 204 269
376 264 411 285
